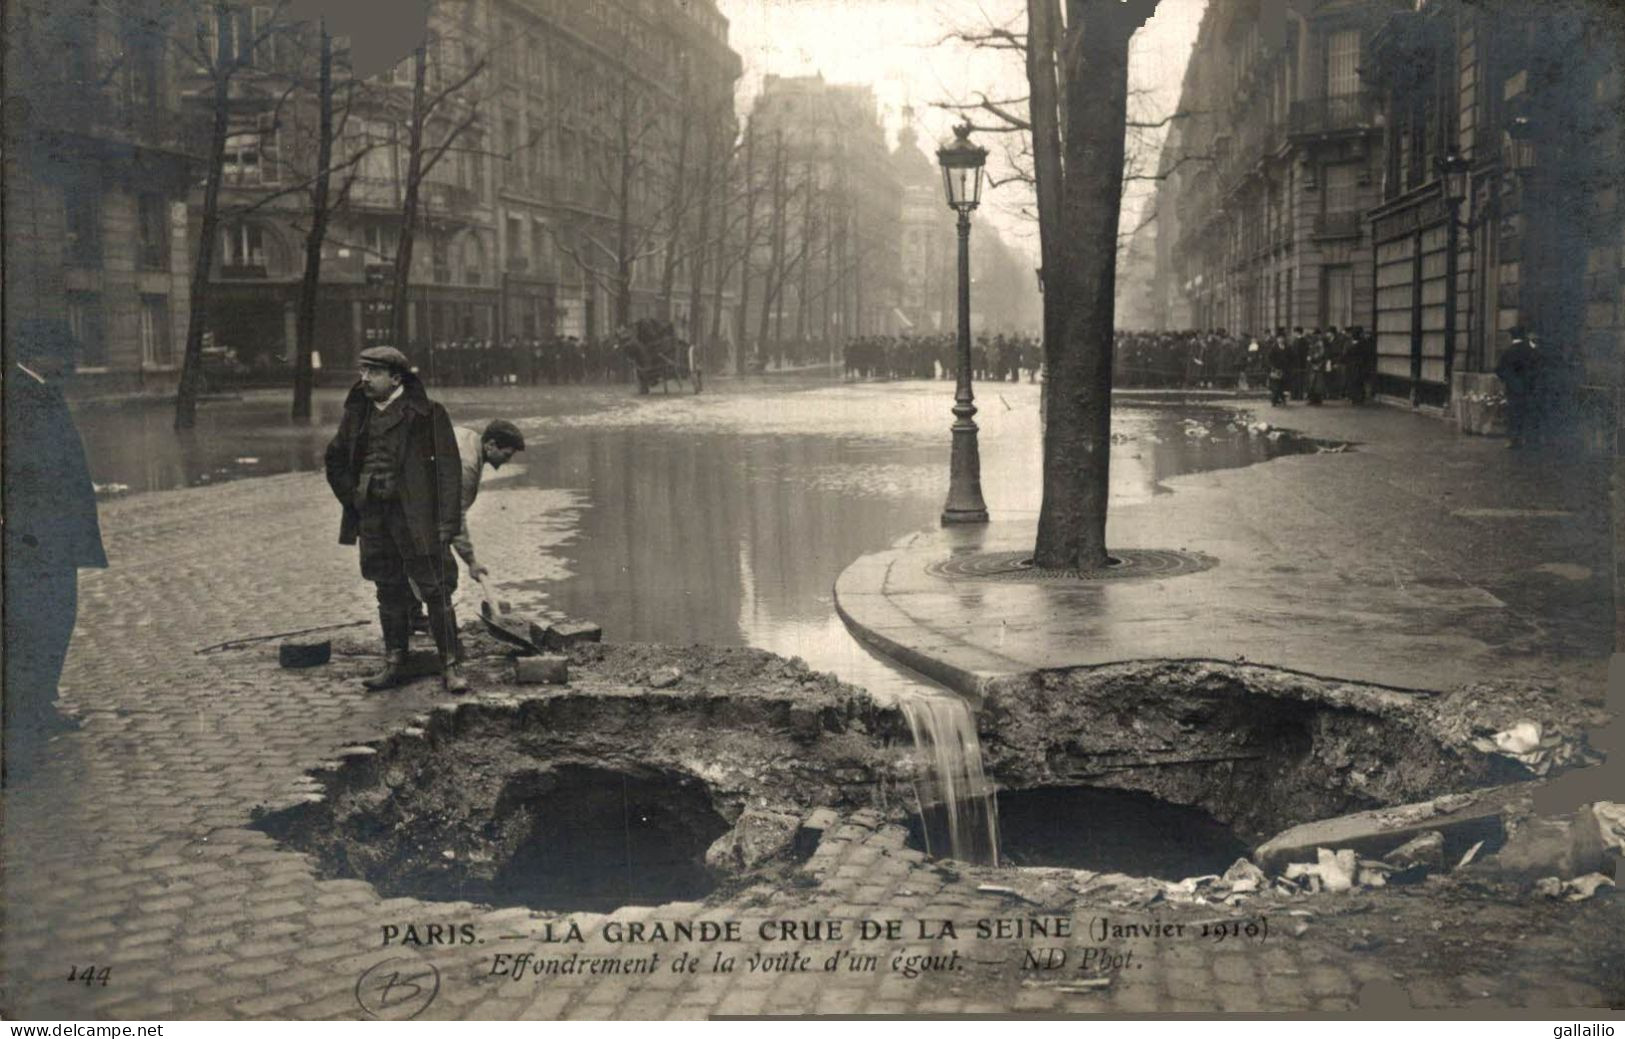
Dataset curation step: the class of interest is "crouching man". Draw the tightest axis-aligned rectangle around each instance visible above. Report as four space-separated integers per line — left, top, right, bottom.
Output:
324 346 469 694
451 419 526 584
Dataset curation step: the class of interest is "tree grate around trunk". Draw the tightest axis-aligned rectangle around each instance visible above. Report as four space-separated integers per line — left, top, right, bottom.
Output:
925 548 1216 582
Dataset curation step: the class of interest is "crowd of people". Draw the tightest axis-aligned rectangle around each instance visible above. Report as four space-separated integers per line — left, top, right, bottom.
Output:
1113 326 1377 403
419 336 628 387
842 333 1043 382
409 325 1385 407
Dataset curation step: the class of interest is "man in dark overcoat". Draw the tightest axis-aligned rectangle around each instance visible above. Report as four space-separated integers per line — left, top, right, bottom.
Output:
324 346 468 693
3 318 108 784
1495 326 1542 450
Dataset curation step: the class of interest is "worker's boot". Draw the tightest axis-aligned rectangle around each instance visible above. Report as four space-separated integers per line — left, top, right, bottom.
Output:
425 597 469 695
364 606 412 690
362 650 408 691
441 660 469 695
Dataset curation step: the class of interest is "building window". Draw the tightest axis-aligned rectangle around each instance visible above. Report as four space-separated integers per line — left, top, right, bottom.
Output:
125 32 163 112
1326 29 1361 98
1323 163 1358 215
463 234 486 285
503 116 519 184
431 235 451 284
64 176 102 267
209 8 251 66
1322 265 1354 328
138 194 169 270
221 222 267 271
363 224 396 262
223 116 280 185
65 292 107 367
140 295 173 366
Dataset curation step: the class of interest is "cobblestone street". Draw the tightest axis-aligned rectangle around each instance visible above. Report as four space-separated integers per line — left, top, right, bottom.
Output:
2 384 1621 1019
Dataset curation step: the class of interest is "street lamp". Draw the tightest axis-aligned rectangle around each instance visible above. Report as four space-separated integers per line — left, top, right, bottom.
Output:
937 122 989 525
1436 145 1470 208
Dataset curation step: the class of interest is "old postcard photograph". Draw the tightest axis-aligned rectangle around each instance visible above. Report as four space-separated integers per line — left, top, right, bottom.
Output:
2 0 1622 1024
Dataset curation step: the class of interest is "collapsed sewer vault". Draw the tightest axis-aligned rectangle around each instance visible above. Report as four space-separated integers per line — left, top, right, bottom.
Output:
254 639 1594 914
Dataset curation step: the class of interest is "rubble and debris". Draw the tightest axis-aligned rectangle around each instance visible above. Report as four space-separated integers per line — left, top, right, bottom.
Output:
647 666 683 689
1533 873 1614 901
1221 858 1267 893
1384 831 1446 872
1458 840 1484 868
705 809 799 873
513 655 569 685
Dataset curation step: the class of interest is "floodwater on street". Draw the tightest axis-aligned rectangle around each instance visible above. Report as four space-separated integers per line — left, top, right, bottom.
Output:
73 375 1322 697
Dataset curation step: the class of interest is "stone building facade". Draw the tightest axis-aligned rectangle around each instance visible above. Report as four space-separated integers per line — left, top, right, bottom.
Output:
4 0 197 395
892 115 956 335
201 0 742 376
1363 0 1622 444
1156 0 1622 447
1155 0 1405 340
748 75 903 348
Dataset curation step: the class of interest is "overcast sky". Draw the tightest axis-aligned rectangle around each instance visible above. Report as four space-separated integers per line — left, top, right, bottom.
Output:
715 0 1206 259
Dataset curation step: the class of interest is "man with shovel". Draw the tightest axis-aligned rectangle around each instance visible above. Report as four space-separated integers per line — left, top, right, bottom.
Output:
450 419 526 588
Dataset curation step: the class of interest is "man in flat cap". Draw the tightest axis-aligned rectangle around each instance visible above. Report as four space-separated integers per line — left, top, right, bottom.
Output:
324 346 468 693
450 418 525 584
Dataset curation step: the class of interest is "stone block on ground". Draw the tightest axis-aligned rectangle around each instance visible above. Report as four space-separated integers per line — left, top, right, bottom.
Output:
1383 831 1447 881
542 621 602 651
1253 784 1533 874
795 808 840 860
278 640 331 668
513 656 569 686
705 809 799 874
647 667 682 690
1485 811 1608 880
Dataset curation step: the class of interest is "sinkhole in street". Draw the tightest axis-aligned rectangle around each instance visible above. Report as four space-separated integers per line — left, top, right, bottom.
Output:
252 642 916 914
486 764 730 911
912 786 1253 880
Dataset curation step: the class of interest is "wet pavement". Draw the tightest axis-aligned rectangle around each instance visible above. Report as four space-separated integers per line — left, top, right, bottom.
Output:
9 377 1618 1019
71 376 1324 700
836 396 1614 699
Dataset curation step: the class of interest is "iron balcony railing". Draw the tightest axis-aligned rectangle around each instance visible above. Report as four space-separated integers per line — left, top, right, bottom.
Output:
1290 93 1380 136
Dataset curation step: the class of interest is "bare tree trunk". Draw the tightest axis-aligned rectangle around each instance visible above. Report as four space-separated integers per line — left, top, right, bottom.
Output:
390 43 428 352
174 66 231 430
659 68 692 321
795 161 814 344
1027 0 1065 447
1033 0 1152 569
292 22 334 422
688 112 716 366
735 124 757 374
613 78 635 332
757 132 786 360
707 139 731 350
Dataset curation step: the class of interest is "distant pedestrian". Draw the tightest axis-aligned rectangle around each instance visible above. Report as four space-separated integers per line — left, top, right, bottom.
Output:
1495 326 1542 450
324 346 468 694
1266 334 1289 407
3 318 108 784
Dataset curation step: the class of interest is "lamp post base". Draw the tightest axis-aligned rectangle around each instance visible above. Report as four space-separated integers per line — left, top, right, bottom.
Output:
941 417 989 526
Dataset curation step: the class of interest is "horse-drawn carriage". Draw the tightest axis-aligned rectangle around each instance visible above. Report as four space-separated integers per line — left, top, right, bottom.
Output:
620 318 701 395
